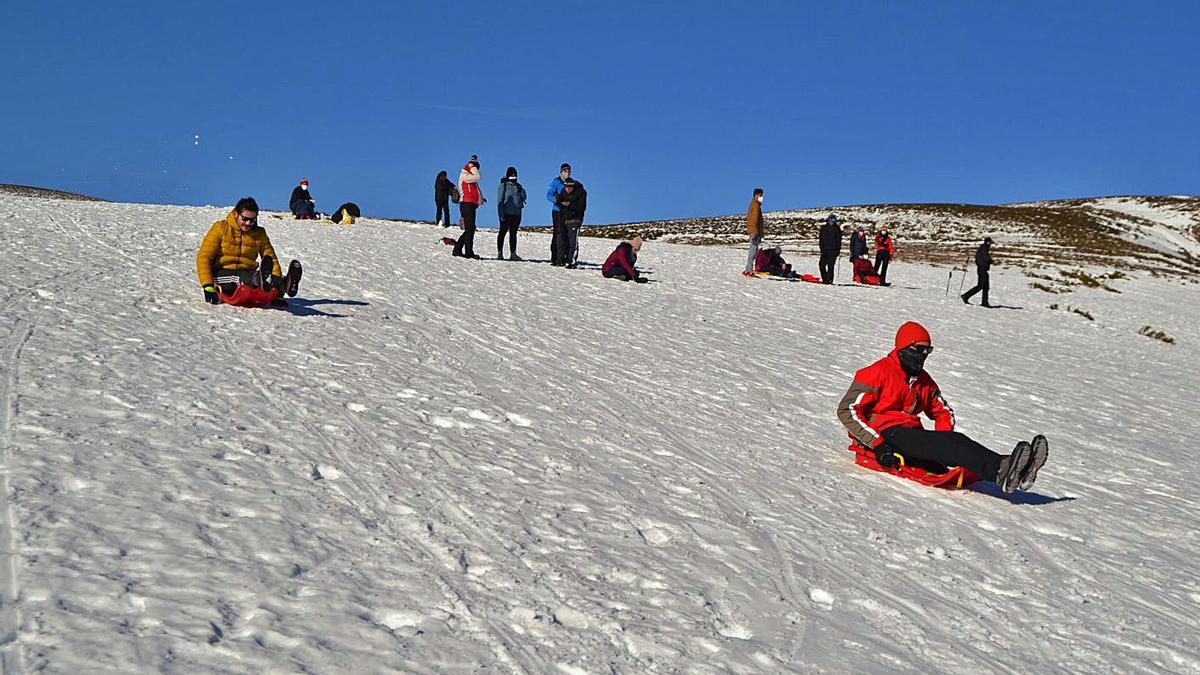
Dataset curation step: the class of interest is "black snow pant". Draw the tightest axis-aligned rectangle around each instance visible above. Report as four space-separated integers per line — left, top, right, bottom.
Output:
498 213 521 257
453 203 478 257
963 269 990 306
551 210 565 265
818 250 838 284
436 199 451 227
557 219 581 267
212 266 286 295
883 427 1003 482
874 251 891 284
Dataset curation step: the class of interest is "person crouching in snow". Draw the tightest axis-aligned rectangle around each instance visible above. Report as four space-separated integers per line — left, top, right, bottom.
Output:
602 236 647 282
755 245 798 278
196 197 302 306
836 321 1048 493
852 257 886 285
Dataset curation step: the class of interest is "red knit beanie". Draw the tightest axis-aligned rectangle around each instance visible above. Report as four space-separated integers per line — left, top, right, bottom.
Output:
895 321 932 351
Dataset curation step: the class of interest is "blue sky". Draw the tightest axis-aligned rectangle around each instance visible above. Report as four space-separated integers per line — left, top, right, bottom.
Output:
3 1 1196 225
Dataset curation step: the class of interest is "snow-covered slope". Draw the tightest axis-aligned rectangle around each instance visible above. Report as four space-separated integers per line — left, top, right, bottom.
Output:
1 195 1197 673
589 195 1200 278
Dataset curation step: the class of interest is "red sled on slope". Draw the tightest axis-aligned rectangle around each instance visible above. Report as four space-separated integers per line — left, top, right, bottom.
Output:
217 284 281 308
850 442 981 490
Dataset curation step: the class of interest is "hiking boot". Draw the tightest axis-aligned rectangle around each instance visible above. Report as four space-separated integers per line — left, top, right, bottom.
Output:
961 294 970 304
998 441 1032 493
1018 435 1049 490
509 253 522 261
284 260 302 297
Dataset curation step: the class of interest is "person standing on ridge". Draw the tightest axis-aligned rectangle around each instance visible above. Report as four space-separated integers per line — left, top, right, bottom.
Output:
836 321 1048 493
547 163 572 265
962 237 995 307
849 225 869 263
496 166 527 260
453 155 485 259
744 188 765 277
289 178 316 219
818 214 843 284
555 178 587 268
874 225 895 285
434 170 456 227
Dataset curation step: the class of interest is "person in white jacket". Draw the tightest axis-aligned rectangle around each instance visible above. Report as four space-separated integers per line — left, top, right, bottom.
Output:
453 155 486 258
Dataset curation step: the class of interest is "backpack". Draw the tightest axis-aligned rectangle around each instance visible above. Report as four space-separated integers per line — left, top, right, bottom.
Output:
500 181 525 216
450 184 461 204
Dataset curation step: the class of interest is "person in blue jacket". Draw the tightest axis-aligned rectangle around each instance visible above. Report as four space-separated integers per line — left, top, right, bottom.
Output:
547 163 572 266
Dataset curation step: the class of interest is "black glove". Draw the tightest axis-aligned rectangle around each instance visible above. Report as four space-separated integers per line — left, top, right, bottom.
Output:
634 276 648 284
873 442 903 469
203 285 219 305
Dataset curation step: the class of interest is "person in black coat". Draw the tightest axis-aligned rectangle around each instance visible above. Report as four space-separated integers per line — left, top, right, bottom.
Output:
962 237 995 307
818 214 843 284
331 202 361 224
555 179 587 268
434 171 455 227
849 226 869 262
289 179 316 219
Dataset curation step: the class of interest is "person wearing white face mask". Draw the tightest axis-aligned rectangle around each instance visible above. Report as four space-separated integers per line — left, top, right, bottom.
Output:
743 188 765 277
289 178 316 219
547 163 573 266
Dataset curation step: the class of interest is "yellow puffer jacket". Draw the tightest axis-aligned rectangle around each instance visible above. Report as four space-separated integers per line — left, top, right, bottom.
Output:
195 210 282 287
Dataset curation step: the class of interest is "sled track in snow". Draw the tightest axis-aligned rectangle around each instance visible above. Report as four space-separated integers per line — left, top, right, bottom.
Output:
0 316 34 674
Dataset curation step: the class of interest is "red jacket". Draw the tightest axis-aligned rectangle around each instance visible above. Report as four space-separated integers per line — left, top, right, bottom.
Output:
458 163 482 205
836 351 955 449
602 241 638 278
874 232 895 257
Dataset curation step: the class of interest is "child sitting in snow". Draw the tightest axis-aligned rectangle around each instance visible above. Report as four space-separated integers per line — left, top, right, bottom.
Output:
754 245 798 278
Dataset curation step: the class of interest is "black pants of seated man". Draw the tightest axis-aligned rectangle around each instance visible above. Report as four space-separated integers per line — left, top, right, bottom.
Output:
882 427 1003 481
213 267 286 296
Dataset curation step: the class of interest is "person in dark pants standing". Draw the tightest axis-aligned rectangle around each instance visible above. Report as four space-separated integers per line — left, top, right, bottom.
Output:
849 225 868 262
555 178 587 268
836 321 1048 494
962 237 994 307
496 166 527 260
434 170 455 227
547 163 572 265
453 156 485 258
874 225 894 285
818 214 843 284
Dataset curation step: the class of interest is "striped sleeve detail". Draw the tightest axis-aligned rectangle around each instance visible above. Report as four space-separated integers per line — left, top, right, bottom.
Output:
837 380 881 448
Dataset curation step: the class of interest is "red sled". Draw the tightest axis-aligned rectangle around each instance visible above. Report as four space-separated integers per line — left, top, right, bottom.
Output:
799 274 822 284
851 443 981 490
217 284 281 308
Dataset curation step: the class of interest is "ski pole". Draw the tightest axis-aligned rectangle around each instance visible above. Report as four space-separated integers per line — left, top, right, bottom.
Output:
958 256 970 295
945 269 951 296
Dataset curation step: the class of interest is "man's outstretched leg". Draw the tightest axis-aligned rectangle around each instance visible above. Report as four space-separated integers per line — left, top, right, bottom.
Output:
882 427 1033 492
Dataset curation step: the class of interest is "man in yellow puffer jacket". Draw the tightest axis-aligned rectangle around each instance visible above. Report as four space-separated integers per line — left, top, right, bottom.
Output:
196 197 300 304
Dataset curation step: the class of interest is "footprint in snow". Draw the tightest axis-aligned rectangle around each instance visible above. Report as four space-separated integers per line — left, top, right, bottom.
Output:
312 464 341 480
346 402 368 413
505 412 533 427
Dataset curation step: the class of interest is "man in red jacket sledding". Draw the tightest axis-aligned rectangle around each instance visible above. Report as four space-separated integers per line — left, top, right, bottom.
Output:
836 321 1048 493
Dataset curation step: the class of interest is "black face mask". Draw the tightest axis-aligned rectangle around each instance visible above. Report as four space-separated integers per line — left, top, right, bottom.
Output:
898 345 930 375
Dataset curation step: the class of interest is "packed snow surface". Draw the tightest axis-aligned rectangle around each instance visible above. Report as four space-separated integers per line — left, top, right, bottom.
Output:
1 196 1198 673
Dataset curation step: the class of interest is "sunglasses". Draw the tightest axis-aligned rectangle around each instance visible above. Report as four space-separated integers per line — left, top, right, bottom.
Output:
907 345 934 355
238 214 258 224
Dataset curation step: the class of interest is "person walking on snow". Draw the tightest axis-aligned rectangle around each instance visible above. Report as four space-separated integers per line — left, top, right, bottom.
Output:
744 188 765 277
818 214 843 284
836 321 1048 493
874 225 895 285
962 237 994 307
602 236 647 282
453 155 486 259
555 178 587 268
289 178 316 219
496 166 527 260
547 163 573 265
849 225 869 262
434 170 456 227
196 197 302 305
